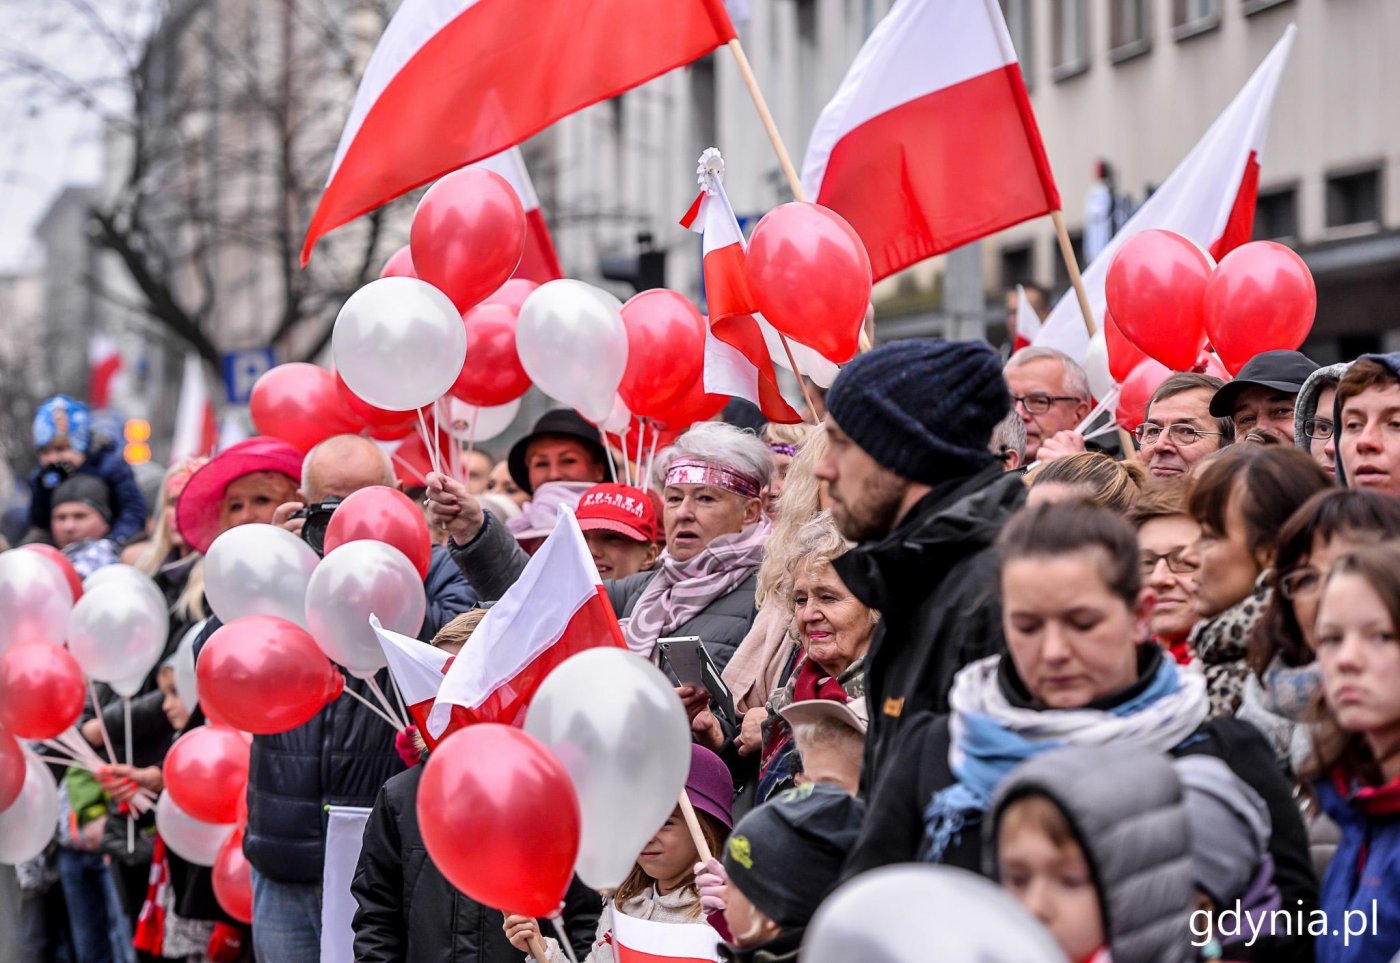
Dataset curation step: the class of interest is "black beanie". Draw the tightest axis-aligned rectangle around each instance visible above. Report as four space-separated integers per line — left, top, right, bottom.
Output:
52 474 113 523
721 784 865 929
825 338 1009 485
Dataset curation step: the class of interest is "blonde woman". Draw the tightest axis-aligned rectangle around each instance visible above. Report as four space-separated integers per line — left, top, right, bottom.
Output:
128 457 210 633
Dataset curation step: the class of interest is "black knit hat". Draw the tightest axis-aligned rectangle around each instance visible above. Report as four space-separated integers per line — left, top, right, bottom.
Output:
721 784 865 929
52 474 113 523
825 339 1009 485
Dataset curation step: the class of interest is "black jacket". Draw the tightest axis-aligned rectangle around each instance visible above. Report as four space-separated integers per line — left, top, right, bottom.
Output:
845 651 1318 962
352 764 600 963
833 465 1024 791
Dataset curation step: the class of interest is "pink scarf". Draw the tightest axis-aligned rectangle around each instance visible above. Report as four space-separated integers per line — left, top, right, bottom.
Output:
622 519 770 657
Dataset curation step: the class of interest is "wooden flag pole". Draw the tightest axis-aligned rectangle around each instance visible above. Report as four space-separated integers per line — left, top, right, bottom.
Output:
678 789 715 864
1050 209 1098 339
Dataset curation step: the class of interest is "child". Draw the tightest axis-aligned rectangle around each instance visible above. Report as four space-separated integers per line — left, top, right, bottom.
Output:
28 395 147 545
504 745 733 962
777 697 867 796
1307 543 1400 963
986 745 1196 963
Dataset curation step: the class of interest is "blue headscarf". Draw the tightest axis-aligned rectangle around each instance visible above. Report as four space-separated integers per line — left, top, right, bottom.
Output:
33 395 91 454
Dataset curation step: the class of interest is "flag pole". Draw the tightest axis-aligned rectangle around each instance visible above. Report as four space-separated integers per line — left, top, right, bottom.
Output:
1050 210 1098 338
726 38 873 369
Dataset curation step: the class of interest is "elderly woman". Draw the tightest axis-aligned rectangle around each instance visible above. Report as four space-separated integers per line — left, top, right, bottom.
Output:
427 419 771 668
174 436 302 555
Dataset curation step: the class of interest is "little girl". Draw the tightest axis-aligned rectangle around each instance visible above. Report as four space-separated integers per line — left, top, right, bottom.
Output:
505 746 732 962
1308 543 1400 963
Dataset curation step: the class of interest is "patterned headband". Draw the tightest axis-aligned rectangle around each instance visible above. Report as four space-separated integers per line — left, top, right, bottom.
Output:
768 443 798 457
664 458 762 500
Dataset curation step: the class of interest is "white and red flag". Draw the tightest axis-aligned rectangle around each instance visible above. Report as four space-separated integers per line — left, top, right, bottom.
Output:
371 615 451 739
88 335 124 410
611 911 722 963
303 0 737 262
1033 26 1295 361
169 353 217 464
680 152 803 424
1012 284 1043 352
426 505 626 740
472 147 564 284
801 0 1060 282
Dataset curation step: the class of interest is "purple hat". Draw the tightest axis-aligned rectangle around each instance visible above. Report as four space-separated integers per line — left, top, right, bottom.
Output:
687 744 734 829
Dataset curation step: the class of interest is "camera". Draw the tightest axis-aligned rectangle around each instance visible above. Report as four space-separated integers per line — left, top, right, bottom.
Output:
290 497 342 556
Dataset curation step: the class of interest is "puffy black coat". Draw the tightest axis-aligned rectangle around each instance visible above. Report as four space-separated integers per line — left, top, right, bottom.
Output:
352 764 600 963
832 465 1024 791
28 440 148 544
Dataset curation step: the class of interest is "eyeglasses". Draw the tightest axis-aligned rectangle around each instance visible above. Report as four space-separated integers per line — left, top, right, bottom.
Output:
1278 566 1323 600
1303 419 1334 441
1012 393 1081 415
1134 423 1224 447
1140 547 1200 577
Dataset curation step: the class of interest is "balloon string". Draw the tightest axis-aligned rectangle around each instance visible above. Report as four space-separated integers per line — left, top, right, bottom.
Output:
389 450 427 486
367 675 410 729
644 419 661 490
602 437 620 487
414 407 443 476
548 915 580 963
88 681 117 764
343 686 404 732
463 407 478 485
387 676 410 728
124 697 135 854
621 417 634 488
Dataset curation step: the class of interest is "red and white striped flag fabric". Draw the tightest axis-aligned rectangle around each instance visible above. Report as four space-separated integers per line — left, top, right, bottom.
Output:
1033 26 1295 362
371 615 450 739
88 335 124 411
680 158 802 424
426 506 626 740
1012 284 1042 352
612 911 722 963
169 353 217 464
801 0 1060 282
303 0 737 263
472 147 564 284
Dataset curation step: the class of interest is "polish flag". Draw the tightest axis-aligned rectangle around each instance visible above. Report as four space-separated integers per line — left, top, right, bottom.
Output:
371 615 450 739
88 336 124 410
801 0 1060 282
472 147 563 284
426 505 625 740
680 163 802 424
1033 26 1295 362
303 0 737 263
169 353 218 463
612 911 722 963
1012 284 1042 352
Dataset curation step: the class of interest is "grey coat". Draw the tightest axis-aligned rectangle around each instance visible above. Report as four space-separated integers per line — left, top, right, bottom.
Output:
985 745 1196 963
447 511 758 669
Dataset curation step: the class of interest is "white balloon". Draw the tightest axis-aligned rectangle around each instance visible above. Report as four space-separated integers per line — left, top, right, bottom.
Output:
517 280 629 423
83 564 166 618
804 865 1069 963
444 397 522 443
173 619 208 714
305 541 425 678
155 791 236 867
1084 330 1116 401
0 752 58 864
0 549 74 652
67 583 169 686
205 524 319 629
599 395 632 435
333 276 467 412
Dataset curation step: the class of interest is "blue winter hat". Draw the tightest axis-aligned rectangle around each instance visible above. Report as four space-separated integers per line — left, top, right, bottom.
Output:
825 339 1010 485
33 395 91 454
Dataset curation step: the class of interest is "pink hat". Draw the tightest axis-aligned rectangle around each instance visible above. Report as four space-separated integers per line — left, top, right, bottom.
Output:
175 437 302 554
687 744 734 829
575 483 660 543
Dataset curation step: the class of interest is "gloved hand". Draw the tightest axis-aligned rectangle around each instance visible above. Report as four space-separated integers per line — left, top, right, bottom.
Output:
207 922 246 963
395 726 423 767
694 857 728 914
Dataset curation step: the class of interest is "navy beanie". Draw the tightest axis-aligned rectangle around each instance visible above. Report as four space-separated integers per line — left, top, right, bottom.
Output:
825 339 1010 485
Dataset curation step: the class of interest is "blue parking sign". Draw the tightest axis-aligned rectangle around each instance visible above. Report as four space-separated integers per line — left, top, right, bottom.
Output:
222 348 276 405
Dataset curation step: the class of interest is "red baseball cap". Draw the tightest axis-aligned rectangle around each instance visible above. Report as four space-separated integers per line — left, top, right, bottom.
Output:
575 483 660 543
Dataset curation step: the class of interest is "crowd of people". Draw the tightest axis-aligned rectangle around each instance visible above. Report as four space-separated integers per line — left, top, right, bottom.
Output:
3 334 1400 963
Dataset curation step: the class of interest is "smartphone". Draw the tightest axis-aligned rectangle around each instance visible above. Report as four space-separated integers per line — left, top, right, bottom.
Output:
658 636 737 727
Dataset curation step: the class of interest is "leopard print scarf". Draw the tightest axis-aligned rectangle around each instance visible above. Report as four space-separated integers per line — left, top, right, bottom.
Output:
1188 572 1272 718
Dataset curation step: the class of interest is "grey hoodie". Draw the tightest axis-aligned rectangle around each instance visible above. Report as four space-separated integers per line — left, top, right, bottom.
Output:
1293 362 1349 478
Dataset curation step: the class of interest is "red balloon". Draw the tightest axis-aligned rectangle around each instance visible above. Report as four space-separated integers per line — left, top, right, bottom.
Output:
746 202 872 364
1204 241 1316 375
1116 358 1175 431
0 643 85 741
481 279 539 313
164 725 251 825
250 363 361 454
411 169 526 312
334 371 418 438
18 544 83 603
196 617 344 735
417 725 580 916
1105 230 1213 371
650 379 727 432
379 245 417 279
0 728 23 811
212 828 253 924
322 486 432 581
618 290 707 418
450 304 532 407
1104 309 1151 385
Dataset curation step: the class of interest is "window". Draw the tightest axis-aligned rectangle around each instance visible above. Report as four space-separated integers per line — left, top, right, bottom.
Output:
1001 244 1035 291
1052 0 1089 80
1325 168 1382 230
1172 0 1219 39
1109 0 1151 62
1242 0 1292 16
796 0 819 137
689 55 717 153
1253 186 1298 241
1000 0 1035 87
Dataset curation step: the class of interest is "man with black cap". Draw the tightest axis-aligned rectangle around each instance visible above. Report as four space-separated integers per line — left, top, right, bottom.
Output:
815 338 1025 791
1209 349 1319 444
506 409 613 498
50 474 121 575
